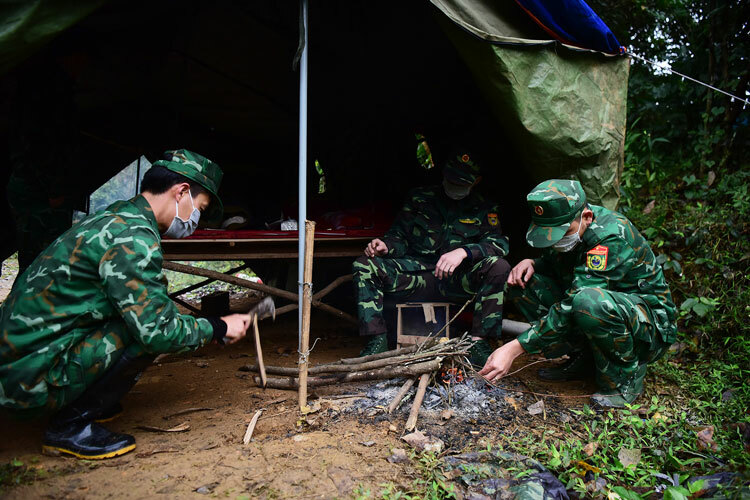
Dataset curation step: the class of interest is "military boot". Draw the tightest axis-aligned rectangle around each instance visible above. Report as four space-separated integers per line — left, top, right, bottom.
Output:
538 350 593 381
43 416 136 459
42 350 152 459
359 334 388 357
591 364 647 408
467 339 494 369
94 403 124 423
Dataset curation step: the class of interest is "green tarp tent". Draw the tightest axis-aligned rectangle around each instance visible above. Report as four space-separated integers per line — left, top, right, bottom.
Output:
0 0 628 253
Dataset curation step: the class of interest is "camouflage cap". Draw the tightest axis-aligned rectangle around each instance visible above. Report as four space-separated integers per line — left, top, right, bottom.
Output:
152 149 224 224
525 179 586 248
443 151 481 186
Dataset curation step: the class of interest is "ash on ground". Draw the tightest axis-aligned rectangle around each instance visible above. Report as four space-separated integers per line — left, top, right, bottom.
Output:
346 376 517 420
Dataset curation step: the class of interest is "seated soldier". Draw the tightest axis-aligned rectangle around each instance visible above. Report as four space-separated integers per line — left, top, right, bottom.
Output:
0 150 251 459
479 180 677 407
353 151 511 367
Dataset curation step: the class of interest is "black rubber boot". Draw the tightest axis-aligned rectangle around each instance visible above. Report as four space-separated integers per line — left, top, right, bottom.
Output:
94 402 124 423
42 351 152 459
538 350 593 381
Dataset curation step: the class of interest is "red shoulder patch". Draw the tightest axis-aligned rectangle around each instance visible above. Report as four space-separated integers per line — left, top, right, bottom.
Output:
586 245 609 271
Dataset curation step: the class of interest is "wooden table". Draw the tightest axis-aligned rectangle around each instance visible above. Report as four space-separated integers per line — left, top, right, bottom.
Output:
161 229 380 322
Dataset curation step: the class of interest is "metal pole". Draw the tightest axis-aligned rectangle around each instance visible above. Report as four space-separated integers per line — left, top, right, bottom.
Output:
297 0 309 350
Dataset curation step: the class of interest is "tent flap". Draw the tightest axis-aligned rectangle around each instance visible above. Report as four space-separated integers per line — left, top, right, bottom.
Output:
437 10 629 209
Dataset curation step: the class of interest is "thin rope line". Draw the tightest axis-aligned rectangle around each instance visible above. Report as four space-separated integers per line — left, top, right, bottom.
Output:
629 52 750 106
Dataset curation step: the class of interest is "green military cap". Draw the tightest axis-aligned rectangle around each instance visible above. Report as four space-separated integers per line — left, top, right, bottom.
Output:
443 151 481 186
153 149 224 224
525 179 586 248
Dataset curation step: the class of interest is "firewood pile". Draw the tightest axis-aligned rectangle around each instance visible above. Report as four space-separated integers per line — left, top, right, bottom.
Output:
241 335 473 390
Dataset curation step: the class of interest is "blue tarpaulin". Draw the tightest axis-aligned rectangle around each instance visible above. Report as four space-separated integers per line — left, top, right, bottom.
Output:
514 0 623 54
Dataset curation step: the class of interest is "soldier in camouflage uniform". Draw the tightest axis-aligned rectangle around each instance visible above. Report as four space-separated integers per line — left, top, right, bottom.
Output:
479 180 676 407
353 152 511 366
0 150 252 459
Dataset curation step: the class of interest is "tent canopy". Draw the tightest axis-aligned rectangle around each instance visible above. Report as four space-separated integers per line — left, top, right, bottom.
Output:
0 0 628 254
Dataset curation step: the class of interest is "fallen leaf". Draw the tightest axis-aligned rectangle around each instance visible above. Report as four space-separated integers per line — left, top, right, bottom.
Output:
707 170 716 187
559 412 572 424
527 400 544 416
136 422 190 433
504 396 520 410
617 448 641 468
440 409 455 420
387 448 409 464
402 430 444 453
643 200 656 214
327 466 354 495
574 460 601 474
652 412 668 423
300 401 321 415
583 442 598 457
697 426 718 451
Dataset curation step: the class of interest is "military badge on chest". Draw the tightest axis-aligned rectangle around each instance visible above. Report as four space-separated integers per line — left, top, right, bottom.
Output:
487 213 498 226
586 245 609 271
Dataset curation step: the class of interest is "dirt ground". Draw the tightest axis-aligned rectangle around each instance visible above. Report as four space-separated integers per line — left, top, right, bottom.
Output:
0 287 596 499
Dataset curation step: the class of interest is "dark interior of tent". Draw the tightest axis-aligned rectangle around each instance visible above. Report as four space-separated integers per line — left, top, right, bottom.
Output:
0 0 541 301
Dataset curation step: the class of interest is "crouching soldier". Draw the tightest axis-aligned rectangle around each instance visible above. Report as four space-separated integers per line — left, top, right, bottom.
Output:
479 180 676 407
0 150 251 459
353 151 511 367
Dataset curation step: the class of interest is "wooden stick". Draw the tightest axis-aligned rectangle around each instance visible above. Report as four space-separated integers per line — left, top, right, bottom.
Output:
242 351 448 376
338 345 420 365
257 358 443 390
387 378 416 413
405 373 430 431
253 315 267 389
163 261 298 302
299 220 316 409
243 409 263 444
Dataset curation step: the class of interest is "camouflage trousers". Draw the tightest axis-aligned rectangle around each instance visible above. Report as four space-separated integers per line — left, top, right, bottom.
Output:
352 255 510 338
508 273 670 390
42 321 145 415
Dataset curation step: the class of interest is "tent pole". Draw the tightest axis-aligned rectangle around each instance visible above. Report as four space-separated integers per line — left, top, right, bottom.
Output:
297 0 309 354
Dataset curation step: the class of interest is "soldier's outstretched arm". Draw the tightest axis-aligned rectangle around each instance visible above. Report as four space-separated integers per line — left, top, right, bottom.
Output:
100 227 216 354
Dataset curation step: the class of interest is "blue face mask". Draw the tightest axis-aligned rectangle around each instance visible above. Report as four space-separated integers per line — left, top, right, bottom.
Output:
163 190 200 239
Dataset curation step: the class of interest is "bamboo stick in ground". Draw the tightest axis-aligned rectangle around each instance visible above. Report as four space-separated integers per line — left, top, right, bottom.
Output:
405 373 431 431
298 220 316 410
256 358 443 390
252 315 267 389
387 378 416 413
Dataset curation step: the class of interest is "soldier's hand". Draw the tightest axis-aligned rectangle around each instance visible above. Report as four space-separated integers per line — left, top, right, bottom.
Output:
221 314 251 344
507 259 535 288
365 238 389 257
478 339 525 382
434 248 468 279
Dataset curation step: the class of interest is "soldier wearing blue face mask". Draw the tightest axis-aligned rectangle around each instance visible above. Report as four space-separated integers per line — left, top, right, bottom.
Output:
0 149 251 460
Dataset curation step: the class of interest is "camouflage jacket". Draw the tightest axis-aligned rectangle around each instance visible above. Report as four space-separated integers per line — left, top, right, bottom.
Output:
517 205 677 353
0 195 214 410
381 186 509 264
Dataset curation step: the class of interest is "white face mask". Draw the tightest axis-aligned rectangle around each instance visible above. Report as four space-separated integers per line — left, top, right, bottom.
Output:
443 178 471 200
553 213 583 252
163 190 200 238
